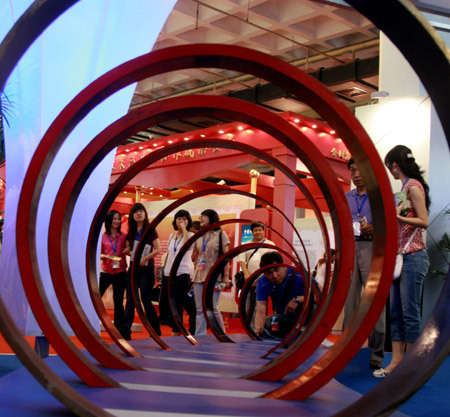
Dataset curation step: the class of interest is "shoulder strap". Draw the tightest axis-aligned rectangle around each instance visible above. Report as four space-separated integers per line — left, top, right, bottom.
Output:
246 247 259 263
401 228 418 254
218 230 223 256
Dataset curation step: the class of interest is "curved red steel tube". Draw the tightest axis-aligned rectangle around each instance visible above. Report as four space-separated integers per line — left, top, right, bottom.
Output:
1 1 448 415
54 97 341 352
15 43 389 397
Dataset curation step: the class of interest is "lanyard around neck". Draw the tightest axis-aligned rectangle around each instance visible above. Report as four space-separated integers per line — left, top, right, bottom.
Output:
173 234 183 252
135 228 143 242
401 177 410 191
107 233 118 255
202 233 211 253
355 193 368 216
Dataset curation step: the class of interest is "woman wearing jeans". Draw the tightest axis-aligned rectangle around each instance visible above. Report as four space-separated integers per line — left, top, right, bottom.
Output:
374 145 430 377
192 209 231 335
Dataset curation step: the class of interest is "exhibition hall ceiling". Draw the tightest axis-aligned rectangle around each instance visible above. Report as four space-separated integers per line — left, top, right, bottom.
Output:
126 0 449 144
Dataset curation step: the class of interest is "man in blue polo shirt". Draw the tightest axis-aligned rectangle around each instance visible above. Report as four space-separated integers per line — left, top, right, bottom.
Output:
254 251 305 337
344 158 386 370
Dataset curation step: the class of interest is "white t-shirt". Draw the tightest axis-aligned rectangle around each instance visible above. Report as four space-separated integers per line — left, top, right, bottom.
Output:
163 232 194 277
236 238 275 275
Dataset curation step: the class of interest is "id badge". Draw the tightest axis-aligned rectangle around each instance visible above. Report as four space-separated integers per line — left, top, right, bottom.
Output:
353 221 361 236
357 214 367 226
112 260 120 269
198 256 207 270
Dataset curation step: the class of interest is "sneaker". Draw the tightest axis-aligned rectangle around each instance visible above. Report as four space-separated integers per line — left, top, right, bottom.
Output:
373 368 391 378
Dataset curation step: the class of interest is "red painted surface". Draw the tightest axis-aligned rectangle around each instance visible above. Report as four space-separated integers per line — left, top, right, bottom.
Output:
15 44 394 400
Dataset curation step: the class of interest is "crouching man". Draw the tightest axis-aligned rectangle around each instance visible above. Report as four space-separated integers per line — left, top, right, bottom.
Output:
254 251 305 337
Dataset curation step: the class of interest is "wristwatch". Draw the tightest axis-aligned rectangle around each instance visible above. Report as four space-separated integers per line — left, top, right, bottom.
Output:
294 296 301 304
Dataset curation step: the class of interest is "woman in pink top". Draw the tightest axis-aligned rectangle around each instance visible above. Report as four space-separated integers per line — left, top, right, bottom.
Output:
100 210 127 331
374 145 430 378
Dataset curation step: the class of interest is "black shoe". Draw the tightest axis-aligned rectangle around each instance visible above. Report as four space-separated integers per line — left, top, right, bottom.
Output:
370 360 382 370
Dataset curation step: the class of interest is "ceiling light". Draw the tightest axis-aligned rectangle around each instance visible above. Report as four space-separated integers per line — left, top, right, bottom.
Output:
139 146 143 149
237 126 244 130
153 143 157 147
301 126 308 132
168 140 173 144
150 187 153 190
330 130 335 135
370 90 389 99
200 134 206 138
312 124 317 129
219 130 224 134
294 118 300 123
184 137 189 141
159 194 163 197
126 149 130 152
124 191 127 194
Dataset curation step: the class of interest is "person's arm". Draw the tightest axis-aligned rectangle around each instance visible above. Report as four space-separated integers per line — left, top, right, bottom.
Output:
238 260 250 280
123 239 131 256
140 237 161 266
254 300 267 336
397 185 429 229
221 241 232 288
283 296 304 315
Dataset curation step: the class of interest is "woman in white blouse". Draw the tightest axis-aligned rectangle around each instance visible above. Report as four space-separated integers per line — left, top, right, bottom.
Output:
162 210 195 336
192 209 231 335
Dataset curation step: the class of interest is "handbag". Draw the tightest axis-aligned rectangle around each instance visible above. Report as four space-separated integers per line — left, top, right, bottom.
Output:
393 228 418 280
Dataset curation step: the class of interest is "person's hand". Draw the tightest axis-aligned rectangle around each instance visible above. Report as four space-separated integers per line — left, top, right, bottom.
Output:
396 203 405 217
360 222 373 237
177 217 187 232
284 299 299 314
255 327 263 336
122 247 131 256
223 280 232 290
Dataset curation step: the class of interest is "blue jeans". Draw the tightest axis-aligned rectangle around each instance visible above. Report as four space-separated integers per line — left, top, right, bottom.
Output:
390 249 429 344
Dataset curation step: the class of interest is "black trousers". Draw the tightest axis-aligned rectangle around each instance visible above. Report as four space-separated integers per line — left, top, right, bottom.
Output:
121 264 161 338
99 271 126 331
162 274 195 333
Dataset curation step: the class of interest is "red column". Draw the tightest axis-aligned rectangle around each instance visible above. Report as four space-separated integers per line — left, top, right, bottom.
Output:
271 146 296 252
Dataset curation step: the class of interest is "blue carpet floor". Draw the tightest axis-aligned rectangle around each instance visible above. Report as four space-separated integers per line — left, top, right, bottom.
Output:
335 351 450 417
0 347 448 416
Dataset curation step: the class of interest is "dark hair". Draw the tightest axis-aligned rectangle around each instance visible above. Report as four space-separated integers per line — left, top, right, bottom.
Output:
191 221 201 232
260 251 283 268
251 221 265 232
201 209 221 231
127 203 149 243
172 209 192 231
384 145 430 210
104 210 121 235
347 157 355 170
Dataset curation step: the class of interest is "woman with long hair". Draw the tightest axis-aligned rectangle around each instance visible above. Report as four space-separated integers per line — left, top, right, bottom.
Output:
100 210 127 331
192 209 231 335
162 209 195 335
120 203 161 340
374 145 430 377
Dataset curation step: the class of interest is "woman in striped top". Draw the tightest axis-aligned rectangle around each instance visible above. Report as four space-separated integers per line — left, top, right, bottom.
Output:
374 145 430 378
